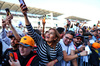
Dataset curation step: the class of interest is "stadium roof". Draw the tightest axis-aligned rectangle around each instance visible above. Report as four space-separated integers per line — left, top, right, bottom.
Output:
0 0 63 17
65 16 90 21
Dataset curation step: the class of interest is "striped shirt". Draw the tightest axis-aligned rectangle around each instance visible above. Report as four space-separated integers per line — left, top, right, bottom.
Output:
26 24 63 66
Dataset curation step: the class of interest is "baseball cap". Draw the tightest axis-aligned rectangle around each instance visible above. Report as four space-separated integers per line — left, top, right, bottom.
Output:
75 33 83 38
19 36 35 47
92 42 100 49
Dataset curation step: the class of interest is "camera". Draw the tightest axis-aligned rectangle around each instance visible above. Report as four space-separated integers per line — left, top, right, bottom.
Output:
9 52 16 61
19 0 28 10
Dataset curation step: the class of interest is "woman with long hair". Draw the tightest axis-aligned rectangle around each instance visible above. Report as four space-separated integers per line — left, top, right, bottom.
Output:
20 4 63 66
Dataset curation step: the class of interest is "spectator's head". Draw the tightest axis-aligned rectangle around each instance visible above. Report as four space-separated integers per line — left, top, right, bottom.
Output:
63 31 75 45
76 22 79 26
67 19 71 25
92 30 98 37
78 28 84 36
84 32 93 40
93 24 97 30
97 28 100 34
19 36 35 56
56 27 65 39
74 34 84 46
98 32 100 37
8 35 19 48
45 28 60 48
83 26 87 30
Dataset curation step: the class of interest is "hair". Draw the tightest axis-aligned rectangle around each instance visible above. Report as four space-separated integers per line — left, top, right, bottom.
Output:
44 31 49 35
56 27 64 34
65 31 75 37
76 23 79 26
49 28 60 49
78 28 86 36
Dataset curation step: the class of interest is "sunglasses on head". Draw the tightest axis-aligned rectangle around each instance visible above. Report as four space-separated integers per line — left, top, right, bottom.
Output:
65 36 73 41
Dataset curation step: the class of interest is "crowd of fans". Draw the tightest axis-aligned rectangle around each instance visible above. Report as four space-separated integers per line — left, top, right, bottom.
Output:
0 3 100 66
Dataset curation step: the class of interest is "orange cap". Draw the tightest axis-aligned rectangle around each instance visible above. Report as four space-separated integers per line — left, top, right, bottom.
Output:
92 42 100 49
19 36 35 47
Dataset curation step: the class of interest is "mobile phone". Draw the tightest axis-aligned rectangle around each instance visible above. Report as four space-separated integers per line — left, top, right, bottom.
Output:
5 8 11 16
19 0 28 10
42 17 45 23
9 52 15 61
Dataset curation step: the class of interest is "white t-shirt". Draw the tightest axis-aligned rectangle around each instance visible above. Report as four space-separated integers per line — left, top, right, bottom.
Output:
59 39 75 66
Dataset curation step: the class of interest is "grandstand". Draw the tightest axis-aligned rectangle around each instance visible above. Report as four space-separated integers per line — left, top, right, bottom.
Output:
0 0 63 30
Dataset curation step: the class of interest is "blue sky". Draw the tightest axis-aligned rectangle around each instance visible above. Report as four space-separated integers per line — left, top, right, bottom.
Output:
1 0 100 26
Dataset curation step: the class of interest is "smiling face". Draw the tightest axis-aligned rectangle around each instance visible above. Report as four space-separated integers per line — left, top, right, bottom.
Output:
75 37 83 44
63 34 73 45
10 37 19 47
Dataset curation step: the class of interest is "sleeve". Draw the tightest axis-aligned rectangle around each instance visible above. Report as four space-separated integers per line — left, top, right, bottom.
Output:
26 24 43 46
0 28 6 39
57 43 63 61
60 44 66 51
59 39 66 51
0 28 11 46
70 42 75 50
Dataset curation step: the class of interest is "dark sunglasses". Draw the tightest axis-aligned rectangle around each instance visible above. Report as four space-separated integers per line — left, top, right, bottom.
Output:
79 31 83 33
65 36 73 41
77 38 82 40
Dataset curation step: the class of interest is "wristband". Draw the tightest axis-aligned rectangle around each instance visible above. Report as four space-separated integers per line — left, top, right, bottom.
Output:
77 53 81 57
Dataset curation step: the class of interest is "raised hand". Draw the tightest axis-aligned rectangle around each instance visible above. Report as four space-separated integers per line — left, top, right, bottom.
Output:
78 45 85 52
5 14 13 25
20 4 28 16
46 61 55 66
9 56 21 66
80 51 88 56
2 19 6 28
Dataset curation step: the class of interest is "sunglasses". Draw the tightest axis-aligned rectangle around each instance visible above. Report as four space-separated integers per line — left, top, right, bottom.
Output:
65 36 73 41
77 38 82 40
79 31 83 33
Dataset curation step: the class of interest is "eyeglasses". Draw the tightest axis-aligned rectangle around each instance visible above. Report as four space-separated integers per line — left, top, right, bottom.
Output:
79 31 83 33
65 36 73 41
77 38 82 40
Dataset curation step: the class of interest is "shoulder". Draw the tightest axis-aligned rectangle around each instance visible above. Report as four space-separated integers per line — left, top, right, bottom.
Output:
31 55 39 65
5 48 12 51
